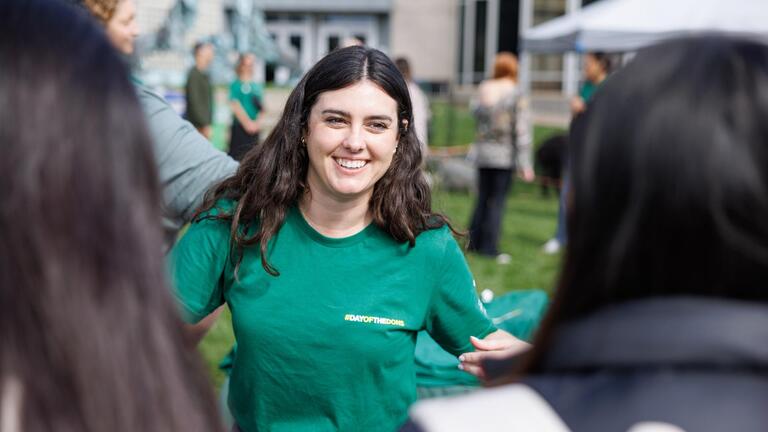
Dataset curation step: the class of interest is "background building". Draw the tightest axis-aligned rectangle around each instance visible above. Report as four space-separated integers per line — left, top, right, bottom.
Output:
259 0 391 84
135 0 601 92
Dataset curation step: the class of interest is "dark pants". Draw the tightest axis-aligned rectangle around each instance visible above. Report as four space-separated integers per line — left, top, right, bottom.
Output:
468 168 513 256
228 120 259 162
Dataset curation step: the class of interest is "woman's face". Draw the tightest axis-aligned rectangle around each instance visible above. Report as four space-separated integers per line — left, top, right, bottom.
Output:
238 55 255 79
106 0 138 55
584 54 604 83
305 80 400 205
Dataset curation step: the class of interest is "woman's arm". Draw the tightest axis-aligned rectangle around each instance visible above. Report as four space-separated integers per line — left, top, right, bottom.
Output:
170 214 231 346
184 305 224 347
515 96 535 182
457 330 531 381
229 99 258 134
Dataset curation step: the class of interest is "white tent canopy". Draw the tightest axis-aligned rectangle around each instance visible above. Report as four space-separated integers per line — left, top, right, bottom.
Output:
522 0 768 53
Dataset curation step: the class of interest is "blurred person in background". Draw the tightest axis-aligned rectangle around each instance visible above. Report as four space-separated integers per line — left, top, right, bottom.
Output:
185 41 215 139
80 0 235 340
171 45 528 432
544 52 611 255
83 0 137 54
570 52 610 115
395 57 431 158
406 35 768 432
79 0 238 247
228 53 264 161
0 1 223 430
467 52 534 263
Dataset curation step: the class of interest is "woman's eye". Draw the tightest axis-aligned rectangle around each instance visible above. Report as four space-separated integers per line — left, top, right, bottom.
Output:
325 117 346 126
368 122 388 131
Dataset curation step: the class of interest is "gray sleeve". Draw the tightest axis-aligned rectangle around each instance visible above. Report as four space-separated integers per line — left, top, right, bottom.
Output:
135 83 238 233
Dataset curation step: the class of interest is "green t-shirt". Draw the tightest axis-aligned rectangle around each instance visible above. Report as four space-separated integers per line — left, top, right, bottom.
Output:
171 202 495 432
229 79 263 120
580 80 600 104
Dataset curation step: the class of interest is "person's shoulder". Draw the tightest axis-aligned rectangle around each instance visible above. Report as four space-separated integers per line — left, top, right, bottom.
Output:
187 67 205 81
132 81 175 114
414 223 457 253
228 80 240 94
194 198 238 222
132 80 157 99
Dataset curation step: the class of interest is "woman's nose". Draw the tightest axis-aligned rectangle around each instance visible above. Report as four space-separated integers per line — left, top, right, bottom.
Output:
342 127 365 152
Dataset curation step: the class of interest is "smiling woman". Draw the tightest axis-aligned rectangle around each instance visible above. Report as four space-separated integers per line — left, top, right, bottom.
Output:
170 46 528 432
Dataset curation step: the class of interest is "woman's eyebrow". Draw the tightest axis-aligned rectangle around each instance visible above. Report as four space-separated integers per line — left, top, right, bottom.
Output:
320 109 393 123
321 109 350 117
365 115 393 123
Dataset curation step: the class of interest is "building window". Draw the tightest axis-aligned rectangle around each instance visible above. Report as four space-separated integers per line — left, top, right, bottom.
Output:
534 0 565 25
498 0 519 54
290 35 302 54
353 34 367 45
266 63 276 83
328 35 340 52
458 1 465 80
473 0 487 83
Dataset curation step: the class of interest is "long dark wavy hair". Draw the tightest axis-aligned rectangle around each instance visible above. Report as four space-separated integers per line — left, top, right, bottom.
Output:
513 35 768 377
197 46 454 275
0 1 222 430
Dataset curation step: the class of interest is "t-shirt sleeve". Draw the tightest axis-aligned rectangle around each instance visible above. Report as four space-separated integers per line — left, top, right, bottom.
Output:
170 216 231 323
425 233 496 357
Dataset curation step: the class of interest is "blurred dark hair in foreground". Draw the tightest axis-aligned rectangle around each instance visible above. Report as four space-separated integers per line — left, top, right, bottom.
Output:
0 1 221 430
527 34 768 369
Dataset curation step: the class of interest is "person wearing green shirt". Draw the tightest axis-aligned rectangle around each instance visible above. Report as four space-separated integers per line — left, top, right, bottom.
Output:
172 46 529 432
570 52 610 115
544 51 611 256
228 53 264 161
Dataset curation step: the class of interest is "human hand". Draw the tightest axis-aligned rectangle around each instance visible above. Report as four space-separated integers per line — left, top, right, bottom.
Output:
519 167 535 183
244 119 258 135
201 125 213 139
571 96 586 114
458 330 531 381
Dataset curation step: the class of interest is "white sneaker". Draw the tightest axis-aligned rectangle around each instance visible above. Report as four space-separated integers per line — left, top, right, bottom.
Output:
542 239 561 254
495 253 512 265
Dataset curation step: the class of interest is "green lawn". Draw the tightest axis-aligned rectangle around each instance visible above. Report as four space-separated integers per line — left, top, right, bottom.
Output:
434 184 562 295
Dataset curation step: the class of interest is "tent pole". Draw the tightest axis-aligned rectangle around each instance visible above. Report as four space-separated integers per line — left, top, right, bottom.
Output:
519 0 533 98
563 0 583 96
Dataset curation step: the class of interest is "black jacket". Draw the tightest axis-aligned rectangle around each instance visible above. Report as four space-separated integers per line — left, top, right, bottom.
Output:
404 297 768 431
524 297 768 431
